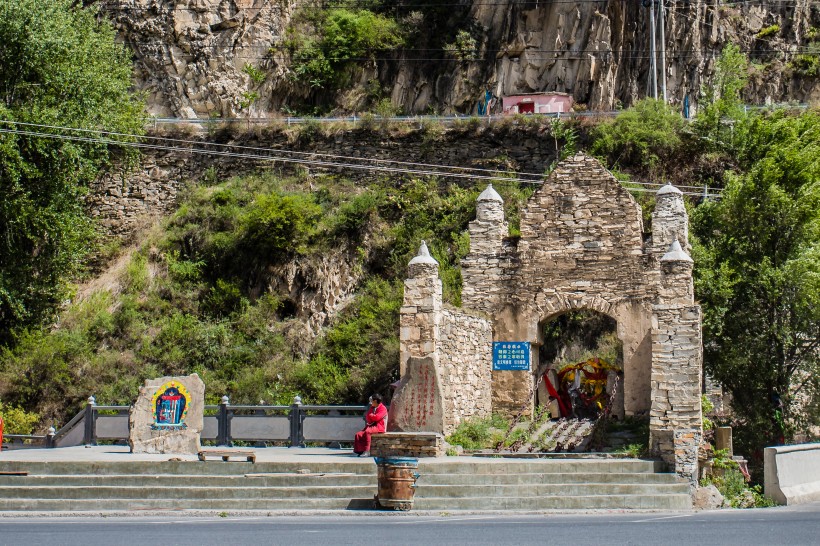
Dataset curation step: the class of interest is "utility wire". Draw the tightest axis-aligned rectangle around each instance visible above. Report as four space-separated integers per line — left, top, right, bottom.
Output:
0 123 716 196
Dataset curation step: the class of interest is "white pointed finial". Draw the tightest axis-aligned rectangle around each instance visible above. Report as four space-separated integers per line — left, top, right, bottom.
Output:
409 240 439 266
477 184 503 203
657 183 683 196
661 239 693 263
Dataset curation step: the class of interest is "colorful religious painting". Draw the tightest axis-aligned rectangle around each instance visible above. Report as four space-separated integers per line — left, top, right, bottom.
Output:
150 381 190 430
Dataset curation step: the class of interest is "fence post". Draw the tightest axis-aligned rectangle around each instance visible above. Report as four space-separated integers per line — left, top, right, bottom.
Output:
83 395 97 446
289 395 304 448
217 395 231 447
46 426 56 448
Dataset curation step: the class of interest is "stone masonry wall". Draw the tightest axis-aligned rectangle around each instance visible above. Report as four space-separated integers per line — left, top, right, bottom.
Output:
88 124 560 238
463 154 657 416
447 153 704 481
650 304 703 484
439 308 493 433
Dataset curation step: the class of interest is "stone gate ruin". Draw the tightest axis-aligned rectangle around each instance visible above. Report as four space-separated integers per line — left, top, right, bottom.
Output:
389 154 703 482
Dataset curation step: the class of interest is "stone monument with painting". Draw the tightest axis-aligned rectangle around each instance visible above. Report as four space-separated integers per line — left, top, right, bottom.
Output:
129 374 205 454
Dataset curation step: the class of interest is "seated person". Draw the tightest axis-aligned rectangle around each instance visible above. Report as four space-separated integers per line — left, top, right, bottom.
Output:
353 394 387 457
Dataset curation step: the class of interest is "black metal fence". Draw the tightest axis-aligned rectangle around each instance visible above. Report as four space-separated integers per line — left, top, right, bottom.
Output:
2 395 369 450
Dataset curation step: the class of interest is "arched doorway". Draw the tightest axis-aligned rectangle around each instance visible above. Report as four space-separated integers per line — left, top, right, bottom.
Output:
535 309 624 420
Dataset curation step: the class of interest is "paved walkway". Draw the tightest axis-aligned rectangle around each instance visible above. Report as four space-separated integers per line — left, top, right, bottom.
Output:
0 445 626 466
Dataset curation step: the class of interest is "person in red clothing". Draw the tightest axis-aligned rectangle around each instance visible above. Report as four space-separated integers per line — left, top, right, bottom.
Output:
353 394 387 457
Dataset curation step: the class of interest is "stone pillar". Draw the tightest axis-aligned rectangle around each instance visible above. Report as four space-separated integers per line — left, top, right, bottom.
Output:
651 184 689 255
461 184 507 314
399 241 442 376
392 242 448 434
650 241 703 485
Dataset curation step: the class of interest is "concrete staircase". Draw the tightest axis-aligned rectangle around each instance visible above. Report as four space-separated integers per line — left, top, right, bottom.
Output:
0 458 691 513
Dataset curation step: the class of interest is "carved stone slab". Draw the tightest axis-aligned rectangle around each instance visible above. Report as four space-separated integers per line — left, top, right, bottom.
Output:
388 356 445 434
129 374 205 454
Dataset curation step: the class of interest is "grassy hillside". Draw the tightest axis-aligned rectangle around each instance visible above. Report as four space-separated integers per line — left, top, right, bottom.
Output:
0 168 532 424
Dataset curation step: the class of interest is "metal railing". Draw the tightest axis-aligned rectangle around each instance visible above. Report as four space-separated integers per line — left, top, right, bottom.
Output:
2 395 369 450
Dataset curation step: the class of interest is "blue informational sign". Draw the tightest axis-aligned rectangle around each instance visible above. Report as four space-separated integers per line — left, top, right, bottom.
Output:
492 342 530 371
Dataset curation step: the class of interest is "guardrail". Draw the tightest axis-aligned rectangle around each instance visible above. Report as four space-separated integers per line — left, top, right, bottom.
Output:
146 103 809 129
147 111 618 129
1 395 369 450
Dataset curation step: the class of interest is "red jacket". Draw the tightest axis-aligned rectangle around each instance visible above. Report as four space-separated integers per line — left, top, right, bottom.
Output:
364 403 388 433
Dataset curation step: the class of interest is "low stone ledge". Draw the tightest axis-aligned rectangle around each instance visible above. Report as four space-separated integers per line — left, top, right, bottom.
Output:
370 432 445 458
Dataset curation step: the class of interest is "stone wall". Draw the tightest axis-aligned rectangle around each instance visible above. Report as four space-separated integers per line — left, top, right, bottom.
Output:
392 243 492 437
89 124 560 238
650 304 703 484
463 154 657 416
439 307 493 432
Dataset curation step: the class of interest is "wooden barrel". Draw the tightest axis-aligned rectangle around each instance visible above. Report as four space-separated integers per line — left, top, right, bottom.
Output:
375 457 419 511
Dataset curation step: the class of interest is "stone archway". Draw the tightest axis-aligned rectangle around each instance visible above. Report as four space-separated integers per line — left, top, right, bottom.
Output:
392 154 703 484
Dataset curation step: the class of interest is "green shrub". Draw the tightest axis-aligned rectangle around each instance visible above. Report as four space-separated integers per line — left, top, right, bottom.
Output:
289 8 405 89
0 401 40 434
756 25 780 39
447 414 509 450
701 469 777 508
590 98 686 176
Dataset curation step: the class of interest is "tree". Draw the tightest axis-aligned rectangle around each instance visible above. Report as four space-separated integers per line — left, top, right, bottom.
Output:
692 109 820 454
589 98 686 178
0 0 144 343
694 43 750 153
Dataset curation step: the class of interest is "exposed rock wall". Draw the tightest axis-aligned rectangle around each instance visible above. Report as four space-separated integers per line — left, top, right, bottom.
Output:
99 0 818 116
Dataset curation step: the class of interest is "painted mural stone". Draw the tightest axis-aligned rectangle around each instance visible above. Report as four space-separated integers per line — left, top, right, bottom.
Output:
129 374 205 454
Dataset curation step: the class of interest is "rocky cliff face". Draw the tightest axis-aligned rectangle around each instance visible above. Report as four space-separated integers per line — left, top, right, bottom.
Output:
101 0 817 117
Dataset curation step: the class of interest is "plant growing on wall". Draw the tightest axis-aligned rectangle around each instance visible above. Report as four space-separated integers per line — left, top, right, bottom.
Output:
286 8 405 90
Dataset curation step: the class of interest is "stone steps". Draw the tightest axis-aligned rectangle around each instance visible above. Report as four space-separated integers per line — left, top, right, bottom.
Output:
0 470 680 487
0 457 691 512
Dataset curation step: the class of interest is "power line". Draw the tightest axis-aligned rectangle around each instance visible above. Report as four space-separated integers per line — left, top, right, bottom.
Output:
12 118 718 191
0 120 716 195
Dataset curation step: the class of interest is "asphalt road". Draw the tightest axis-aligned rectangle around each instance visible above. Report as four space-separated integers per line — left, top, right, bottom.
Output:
1 504 819 546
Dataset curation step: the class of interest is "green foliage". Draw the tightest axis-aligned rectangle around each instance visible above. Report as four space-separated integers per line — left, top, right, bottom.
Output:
702 395 715 430
590 98 686 177
288 8 404 89
692 108 820 453
701 469 777 508
547 118 579 171
443 30 478 61
0 0 144 342
789 43 820 77
711 448 738 470
756 25 780 39
242 63 266 86
695 43 749 151
0 401 40 434
446 414 509 450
